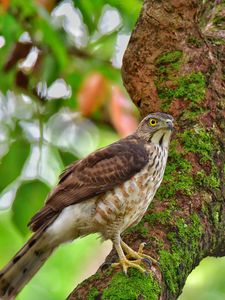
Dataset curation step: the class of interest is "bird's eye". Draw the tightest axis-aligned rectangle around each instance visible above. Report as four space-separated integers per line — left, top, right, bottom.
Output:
149 118 158 126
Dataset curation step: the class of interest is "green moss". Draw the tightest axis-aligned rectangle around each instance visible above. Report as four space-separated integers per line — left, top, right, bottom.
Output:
180 127 220 190
195 168 220 189
155 127 220 200
175 72 205 102
155 50 205 108
87 287 99 300
159 214 203 295
145 209 172 225
156 140 194 199
181 104 206 120
145 200 176 226
187 36 203 48
213 16 225 28
155 51 183 80
155 51 206 110
180 128 214 161
128 219 149 237
211 202 223 230
155 50 183 65
102 269 160 300
181 128 220 189
159 250 179 294
158 72 206 103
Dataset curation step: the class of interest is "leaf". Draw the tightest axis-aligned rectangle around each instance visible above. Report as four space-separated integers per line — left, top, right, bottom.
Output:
36 0 56 12
78 72 108 116
21 143 63 187
45 108 99 157
111 32 130 68
0 180 20 210
11 180 50 236
0 211 22 266
97 124 119 148
46 78 71 100
51 1 89 48
0 139 30 191
109 86 138 137
103 0 141 29
4 41 32 71
74 0 104 34
0 0 10 11
59 151 78 167
88 31 118 61
34 18 68 71
97 4 122 35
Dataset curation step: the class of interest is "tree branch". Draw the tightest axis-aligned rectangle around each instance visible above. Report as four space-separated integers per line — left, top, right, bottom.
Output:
67 0 225 299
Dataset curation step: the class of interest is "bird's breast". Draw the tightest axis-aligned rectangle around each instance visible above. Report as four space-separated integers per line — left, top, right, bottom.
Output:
94 145 168 233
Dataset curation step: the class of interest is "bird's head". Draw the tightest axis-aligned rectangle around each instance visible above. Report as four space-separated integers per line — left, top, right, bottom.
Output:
136 112 174 147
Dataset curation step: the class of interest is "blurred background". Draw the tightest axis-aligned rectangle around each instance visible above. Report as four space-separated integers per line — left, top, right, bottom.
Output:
0 1 224 299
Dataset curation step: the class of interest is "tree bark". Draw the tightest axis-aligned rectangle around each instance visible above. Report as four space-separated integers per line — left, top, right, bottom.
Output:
68 1 225 299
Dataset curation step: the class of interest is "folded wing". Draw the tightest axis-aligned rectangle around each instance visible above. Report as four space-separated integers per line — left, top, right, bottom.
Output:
29 136 149 231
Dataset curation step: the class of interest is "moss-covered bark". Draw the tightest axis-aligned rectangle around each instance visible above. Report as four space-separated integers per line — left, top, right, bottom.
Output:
68 1 225 299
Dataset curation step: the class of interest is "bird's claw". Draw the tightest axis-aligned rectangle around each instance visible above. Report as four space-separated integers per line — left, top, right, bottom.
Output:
122 241 158 266
112 258 146 275
141 257 152 268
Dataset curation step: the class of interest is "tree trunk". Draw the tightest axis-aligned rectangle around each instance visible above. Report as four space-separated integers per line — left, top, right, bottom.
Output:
67 1 225 299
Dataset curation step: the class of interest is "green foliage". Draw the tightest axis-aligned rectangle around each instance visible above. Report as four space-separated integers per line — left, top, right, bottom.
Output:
34 18 68 71
0 1 139 299
179 257 225 300
0 139 30 191
75 0 141 31
102 269 160 300
0 212 23 264
17 234 102 300
12 181 50 235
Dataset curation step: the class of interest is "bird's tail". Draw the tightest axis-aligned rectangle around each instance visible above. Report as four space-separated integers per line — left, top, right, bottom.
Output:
0 230 55 300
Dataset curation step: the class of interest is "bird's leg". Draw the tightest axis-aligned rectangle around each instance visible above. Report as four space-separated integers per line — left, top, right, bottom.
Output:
121 240 158 265
111 234 146 274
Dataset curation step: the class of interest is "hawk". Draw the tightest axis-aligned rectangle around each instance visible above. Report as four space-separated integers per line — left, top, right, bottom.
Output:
0 112 173 299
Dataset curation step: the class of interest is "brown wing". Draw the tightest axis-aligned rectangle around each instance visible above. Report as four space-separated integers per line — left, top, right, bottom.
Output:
29 136 148 231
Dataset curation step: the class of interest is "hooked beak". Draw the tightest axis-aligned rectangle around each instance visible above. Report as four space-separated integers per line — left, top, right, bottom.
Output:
166 120 174 131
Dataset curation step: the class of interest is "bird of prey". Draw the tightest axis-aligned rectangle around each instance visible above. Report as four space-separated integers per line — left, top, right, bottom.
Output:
0 112 173 299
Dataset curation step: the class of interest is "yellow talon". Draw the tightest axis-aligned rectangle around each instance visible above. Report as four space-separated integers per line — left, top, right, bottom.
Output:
112 238 158 275
121 241 158 265
112 258 146 274
137 242 158 265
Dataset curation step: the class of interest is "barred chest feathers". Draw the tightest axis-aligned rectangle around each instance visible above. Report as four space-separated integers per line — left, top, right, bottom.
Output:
95 140 169 235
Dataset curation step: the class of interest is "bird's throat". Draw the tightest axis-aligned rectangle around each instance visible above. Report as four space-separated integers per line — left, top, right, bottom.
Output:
150 129 171 148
